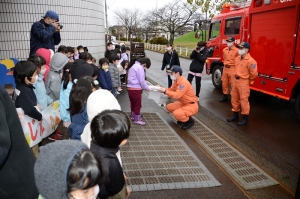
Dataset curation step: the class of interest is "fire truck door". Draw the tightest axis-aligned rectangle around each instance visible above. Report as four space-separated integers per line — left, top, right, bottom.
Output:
293 11 300 69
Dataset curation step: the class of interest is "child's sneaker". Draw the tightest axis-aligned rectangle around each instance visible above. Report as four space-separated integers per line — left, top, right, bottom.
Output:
130 111 136 120
134 115 146 125
48 129 64 141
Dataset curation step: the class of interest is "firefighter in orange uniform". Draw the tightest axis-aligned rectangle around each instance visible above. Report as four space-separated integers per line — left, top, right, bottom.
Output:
227 42 258 126
159 66 198 130
219 36 239 102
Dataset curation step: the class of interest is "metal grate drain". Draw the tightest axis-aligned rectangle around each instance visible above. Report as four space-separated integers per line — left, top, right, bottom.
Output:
186 117 278 190
121 113 221 192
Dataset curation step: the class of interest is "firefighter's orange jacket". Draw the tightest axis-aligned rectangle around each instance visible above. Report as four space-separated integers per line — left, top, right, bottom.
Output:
234 53 258 81
166 76 198 104
223 46 239 67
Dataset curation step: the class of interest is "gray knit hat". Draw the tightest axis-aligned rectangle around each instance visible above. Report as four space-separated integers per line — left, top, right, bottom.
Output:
34 140 88 199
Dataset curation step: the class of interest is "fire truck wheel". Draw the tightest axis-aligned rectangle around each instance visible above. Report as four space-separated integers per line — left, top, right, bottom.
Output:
212 65 222 89
295 93 300 122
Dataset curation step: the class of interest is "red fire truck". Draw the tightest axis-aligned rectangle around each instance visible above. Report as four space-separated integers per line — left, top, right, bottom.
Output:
206 0 300 120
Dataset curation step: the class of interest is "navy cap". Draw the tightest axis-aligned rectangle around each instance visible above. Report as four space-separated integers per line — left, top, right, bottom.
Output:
226 36 235 42
238 42 250 49
167 65 182 74
43 10 59 21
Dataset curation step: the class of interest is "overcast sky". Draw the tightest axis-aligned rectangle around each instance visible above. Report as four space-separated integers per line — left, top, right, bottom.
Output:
107 0 175 25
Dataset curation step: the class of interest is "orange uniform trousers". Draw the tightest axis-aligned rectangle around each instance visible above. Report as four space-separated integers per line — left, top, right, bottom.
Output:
166 101 198 122
231 78 250 115
221 67 234 95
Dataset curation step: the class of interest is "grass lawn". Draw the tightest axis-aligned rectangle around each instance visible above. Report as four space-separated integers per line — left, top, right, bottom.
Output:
174 31 209 49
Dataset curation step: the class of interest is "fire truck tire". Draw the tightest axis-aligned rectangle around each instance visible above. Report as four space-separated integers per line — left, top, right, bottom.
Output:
212 65 222 89
295 93 300 122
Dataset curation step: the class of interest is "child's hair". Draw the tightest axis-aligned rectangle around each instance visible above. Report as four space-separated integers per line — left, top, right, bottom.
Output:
108 54 120 64
121 46 126 54
83 47 89 52
79 52 93 61
62 62 73 90
99 58 109 68
91 110 131 148
126 46 130 51
91 64 99 78
68 76 99 115
120 60 129 69
13 61 36 84
27 54 46 68
77 45 84 51
92 57 96 64
138 57 151 69
115 44 120 50
58 45 68 54
67 46 74 54
67 148 102 192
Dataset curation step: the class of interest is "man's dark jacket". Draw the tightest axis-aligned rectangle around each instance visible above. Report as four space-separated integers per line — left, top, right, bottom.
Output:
30 19 61 55
161 50 180 70
0 86 39 199
189 47 209 73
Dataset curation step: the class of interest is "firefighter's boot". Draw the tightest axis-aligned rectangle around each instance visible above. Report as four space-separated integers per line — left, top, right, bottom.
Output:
237 115 249 126
227 112 239 122
219 94 228 102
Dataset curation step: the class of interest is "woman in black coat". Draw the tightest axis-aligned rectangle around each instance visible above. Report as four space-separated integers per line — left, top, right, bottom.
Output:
161 44 180 88
0 86 38 199
188 41 209 99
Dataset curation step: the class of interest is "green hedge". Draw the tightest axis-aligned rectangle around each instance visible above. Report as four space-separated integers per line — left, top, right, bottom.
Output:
149 37 168 45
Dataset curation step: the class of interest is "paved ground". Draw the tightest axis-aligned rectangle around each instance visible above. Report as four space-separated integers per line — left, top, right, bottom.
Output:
117 85 293 198
117 90 249 199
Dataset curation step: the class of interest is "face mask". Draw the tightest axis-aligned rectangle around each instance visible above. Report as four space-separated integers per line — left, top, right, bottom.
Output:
71 185 100 199
166 47 172 51
111 46 115 50
79 50 84 53
40 68 46 76
30 75 38 84
170 75 176 81
102 65 109 70
200 47 205 51
238 49 246 55
227 42 234 47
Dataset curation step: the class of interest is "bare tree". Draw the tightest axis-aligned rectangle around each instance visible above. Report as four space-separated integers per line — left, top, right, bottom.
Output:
139 11 159 43
153 0 197 44
114 9 141 41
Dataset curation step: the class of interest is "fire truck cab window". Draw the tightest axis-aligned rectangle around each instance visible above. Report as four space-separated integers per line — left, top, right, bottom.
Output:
225 18 241 35
209 21 221 39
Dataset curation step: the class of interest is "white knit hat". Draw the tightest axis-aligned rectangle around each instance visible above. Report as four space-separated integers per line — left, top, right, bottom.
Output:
87 89 121 121
81 89 121 147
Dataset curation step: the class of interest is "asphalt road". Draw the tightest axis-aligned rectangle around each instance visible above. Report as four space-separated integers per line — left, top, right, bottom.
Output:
144 50 300 171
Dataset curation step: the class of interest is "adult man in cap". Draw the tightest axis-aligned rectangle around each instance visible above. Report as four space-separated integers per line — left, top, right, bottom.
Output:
159 66 198 130
219 36 239 102
30 10 61 55
227 42 258 126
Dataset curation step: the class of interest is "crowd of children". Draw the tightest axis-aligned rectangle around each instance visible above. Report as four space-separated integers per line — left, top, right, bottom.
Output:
5 42 152 199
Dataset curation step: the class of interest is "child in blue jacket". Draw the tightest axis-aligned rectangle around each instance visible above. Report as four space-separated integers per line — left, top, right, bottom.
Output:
59 63 73 128
28 54 53 111
97 58 112 91
68 76 99 140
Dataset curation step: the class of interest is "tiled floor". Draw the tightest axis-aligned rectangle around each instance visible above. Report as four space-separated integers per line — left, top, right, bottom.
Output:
121 112 221 192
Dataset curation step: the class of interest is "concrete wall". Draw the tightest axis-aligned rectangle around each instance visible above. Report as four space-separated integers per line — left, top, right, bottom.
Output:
0 0 105 61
